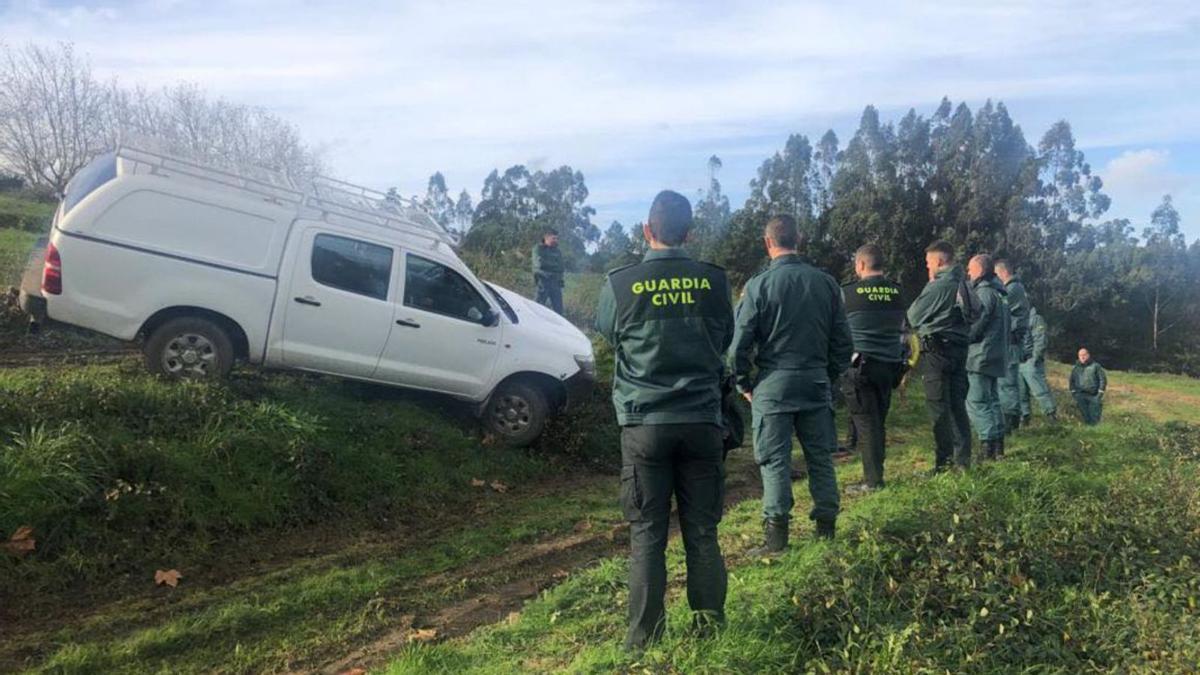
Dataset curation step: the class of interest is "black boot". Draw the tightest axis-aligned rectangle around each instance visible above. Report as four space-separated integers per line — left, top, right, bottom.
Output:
982 440 995 461
995 436 1005 458
1046 411 1058 424
747 518 789 556
815 519 836 540
1020 414 1032 428
1006 414 1020 435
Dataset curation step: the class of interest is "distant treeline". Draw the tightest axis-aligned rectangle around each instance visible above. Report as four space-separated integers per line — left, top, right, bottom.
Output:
431 100 1198 376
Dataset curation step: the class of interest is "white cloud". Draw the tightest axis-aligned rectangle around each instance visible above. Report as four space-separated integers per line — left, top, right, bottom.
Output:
1104 149 1188 199
2 0 1200 229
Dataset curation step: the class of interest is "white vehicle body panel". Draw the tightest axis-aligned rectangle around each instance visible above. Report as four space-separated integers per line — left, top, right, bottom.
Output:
43 146 594 408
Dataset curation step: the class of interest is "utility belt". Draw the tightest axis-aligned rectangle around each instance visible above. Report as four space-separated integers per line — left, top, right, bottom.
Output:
850 352 906 389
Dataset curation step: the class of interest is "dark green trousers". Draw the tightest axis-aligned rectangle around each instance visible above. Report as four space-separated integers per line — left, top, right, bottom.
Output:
841 358 898 488
535 279 564 314
620 423 726 650
1073 392 1103 425
752 406 840 524
919 344 972 469
1019 357 1057 417
966 372 1004 442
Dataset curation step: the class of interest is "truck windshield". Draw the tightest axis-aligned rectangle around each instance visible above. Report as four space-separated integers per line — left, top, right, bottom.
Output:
63 151 117 214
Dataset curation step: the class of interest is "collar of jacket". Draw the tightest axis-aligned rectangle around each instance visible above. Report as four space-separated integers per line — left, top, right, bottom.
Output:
769 253 807 268
935 265 964 282
972 273 999 289
1005 275 1022 287
642 247 691 262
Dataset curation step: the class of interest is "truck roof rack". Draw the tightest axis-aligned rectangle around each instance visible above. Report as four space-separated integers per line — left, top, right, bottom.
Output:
113 132 457 249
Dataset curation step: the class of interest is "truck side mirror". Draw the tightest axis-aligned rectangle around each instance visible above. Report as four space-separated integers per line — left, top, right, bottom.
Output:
482 308 501 327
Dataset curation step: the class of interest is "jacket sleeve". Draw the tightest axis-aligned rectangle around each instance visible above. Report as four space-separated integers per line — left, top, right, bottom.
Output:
1097 366 1107 393
827 281 854 379
718 277 735 354
1032 317 1047 360
969 288 995 344
730 285 759 393
906 286 932 334
1069 368 1079 392
594 277 617 346
531 245 542 278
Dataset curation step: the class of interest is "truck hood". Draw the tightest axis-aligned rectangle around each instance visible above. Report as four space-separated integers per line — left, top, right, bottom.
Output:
486 282 592 353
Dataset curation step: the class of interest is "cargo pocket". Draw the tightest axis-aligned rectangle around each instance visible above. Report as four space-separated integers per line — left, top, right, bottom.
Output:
922 353 946 402
620 465 645 522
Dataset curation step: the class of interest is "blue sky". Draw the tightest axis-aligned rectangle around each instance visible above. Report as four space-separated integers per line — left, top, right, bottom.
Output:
3 0 1198 240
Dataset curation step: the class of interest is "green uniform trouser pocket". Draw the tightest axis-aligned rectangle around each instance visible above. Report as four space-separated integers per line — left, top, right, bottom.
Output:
620 464 645 522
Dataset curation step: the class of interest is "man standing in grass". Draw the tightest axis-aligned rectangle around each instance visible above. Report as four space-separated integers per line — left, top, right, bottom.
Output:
907 241 975 472
731 215 853 552
994 260 1029 434
1070 347 1108 425
840 244 905 494
595 190 734 651
1019 305 1058 425
532 228 565 314
965 254 1011 461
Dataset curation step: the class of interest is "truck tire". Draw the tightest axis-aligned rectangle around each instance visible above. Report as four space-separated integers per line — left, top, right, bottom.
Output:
144 316 235 380
485 380 549 447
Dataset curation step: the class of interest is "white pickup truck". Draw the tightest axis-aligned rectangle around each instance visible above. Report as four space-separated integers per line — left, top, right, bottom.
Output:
31 143 595 445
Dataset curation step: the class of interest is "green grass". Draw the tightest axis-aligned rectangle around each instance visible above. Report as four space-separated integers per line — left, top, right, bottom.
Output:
386 382 1200 673
0 360 618 597
0 193 55 234
0 227 39 287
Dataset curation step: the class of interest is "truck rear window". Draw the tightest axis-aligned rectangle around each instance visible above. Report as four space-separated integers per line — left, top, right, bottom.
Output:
63 151 117 214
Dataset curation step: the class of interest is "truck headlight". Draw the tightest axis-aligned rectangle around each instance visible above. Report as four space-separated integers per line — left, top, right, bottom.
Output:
574 354 595 377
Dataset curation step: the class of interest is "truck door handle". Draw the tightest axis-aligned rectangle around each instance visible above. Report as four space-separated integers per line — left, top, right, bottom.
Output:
294 296 321 307
395 319 421 328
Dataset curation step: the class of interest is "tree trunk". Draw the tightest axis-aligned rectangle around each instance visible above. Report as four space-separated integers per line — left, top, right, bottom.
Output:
1153 286 1160 354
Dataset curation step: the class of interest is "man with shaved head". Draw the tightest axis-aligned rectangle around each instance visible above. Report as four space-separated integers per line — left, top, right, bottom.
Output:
732 214 853 551
906 241 975 472
965 253 1011 460
1069 347 1107 425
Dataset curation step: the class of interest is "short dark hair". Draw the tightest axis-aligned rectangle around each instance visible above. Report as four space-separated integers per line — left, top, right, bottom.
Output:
971 253 995 276
994 259 1013 275
765 214 801 250
646 190 692 246
855 244 884 271
543 228 559 237
925 240 955 262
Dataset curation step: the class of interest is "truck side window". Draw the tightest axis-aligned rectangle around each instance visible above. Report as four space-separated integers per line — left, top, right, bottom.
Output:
311 234 393 301
404 255 491 322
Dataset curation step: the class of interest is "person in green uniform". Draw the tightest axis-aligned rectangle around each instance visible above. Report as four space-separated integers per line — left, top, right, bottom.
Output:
731 215 853 552
965 254 1011 460
594 190 734 651
994 260 1029 434
906 241 975 472
1019 305 1058 424
1069 347 1107 426
840 244 905 493
532 228 565 314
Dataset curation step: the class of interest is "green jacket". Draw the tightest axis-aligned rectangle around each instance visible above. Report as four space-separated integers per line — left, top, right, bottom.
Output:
730 254 853 414
532 243 564 286
1070 360 1107 395
1027 306 1048 362
906 265 971 347
1004 276 1030 343
967 275 1011 377
595 248 733 426
843 274 905 363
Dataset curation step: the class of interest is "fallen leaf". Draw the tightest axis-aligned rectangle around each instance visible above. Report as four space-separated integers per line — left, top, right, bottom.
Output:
470 478 486 488
489 481 509 493
155 569 183 587
505 611 521 625
2 526 36 558
409 628 438 643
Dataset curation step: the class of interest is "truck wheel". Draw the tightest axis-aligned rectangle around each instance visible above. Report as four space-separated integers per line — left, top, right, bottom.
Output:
485 381 549 447
144 317 235 380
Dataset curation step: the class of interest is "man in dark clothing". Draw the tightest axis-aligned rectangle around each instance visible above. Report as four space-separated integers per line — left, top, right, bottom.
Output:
840 244 905 493
532 228 565 314
1019 305 1058 424
966 254 1011 460
995 260 1029 434
907 241 974 472
1069 347 1108 426
594 190 734 651
731 215 854 552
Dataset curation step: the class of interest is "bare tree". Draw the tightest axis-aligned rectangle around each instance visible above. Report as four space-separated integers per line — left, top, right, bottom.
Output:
1 41 326 194
0 42 111 196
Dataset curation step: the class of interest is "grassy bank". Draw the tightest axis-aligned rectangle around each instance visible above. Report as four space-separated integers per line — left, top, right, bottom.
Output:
0 227 39 288
0 193 54 234
387 382 1200 673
